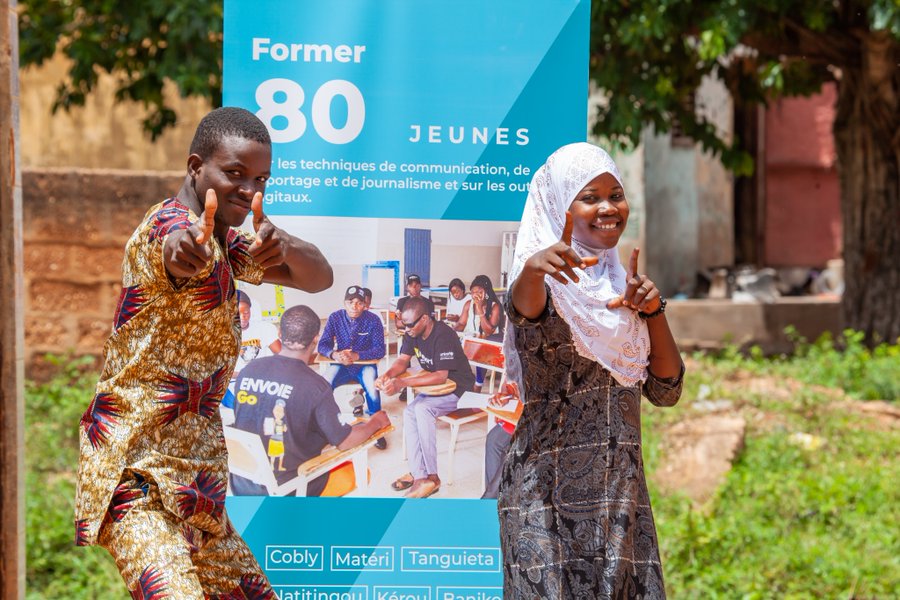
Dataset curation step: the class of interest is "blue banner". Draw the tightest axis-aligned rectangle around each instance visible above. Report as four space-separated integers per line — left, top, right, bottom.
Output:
230 498 502 598
224 1 589 596
224 0 589 220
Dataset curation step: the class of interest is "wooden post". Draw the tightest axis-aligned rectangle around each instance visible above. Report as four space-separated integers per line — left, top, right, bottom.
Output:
0 1 25 598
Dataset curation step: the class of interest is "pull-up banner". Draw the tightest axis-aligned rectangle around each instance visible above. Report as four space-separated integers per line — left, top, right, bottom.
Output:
224 0 588 597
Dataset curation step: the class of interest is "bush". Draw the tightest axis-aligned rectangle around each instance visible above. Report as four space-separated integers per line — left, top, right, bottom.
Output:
25 356 121 599
706 329 900 401
650 427 899 597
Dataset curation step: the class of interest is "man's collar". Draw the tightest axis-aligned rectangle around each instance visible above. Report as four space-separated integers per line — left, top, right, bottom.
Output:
420 318 435 340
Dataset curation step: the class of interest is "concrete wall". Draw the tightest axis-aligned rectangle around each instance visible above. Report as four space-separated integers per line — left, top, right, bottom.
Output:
644 75 734 296
666 297 842 355
643 132 698 295
695 76 735 271
763 83 841 267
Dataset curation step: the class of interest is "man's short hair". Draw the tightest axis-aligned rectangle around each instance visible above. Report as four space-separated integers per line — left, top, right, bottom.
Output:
236 290 251 307
189 107 272 160
400 296 430 320
279 305 320 347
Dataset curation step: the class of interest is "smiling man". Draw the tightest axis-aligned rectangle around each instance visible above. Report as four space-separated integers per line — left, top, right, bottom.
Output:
74 107 333 599
317 285 387 448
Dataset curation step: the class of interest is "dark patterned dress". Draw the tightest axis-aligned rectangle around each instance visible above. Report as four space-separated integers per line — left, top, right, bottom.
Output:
499 295 683 599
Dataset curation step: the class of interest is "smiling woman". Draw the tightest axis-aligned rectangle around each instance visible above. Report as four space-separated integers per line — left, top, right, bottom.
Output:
499 142 685 599
568 171 629 250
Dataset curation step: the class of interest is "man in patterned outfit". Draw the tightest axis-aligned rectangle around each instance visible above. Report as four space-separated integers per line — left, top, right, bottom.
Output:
74 107 333 599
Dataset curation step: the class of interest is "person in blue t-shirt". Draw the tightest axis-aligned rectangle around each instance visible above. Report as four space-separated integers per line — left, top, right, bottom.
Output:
317 285 387 448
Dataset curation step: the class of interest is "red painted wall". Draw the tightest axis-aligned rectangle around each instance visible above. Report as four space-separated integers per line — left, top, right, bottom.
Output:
764 83 842 267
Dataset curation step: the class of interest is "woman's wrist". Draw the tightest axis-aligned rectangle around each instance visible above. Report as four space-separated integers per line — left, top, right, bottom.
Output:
639 296 666 320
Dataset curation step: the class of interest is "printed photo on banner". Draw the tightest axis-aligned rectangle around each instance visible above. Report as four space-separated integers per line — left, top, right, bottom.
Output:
222 215 523 500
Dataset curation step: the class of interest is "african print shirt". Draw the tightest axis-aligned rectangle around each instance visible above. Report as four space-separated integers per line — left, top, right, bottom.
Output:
75 198 264 547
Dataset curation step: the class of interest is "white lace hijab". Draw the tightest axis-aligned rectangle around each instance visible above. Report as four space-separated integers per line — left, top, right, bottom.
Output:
503 142 650 391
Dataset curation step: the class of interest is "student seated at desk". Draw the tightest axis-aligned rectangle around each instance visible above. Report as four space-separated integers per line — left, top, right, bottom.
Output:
231 305 389 496
470 274 506 391
394 273 435 331
376 297 475 499
446 278 475 334
234 290 280 379
318 286 387 449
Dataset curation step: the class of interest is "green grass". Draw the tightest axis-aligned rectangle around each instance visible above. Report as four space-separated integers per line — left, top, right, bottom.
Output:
641 335 900 599
25 340 899 598
706 328 900 401
25 357 122 599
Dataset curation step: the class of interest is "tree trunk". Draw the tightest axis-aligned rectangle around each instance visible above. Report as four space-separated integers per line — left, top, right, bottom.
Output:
833 32 900 345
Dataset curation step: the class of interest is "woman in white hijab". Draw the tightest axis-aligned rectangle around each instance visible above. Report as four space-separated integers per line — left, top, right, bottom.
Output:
498 143 684 599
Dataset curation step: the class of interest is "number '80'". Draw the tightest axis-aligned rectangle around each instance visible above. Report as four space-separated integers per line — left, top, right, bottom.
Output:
255 78 365 144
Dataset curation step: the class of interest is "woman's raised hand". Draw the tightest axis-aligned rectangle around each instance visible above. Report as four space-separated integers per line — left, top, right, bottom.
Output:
523 211 599 285
607 248 661 314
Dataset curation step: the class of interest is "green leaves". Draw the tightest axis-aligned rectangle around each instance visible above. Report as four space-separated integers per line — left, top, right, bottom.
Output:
19 0 224 139
869 0 900 36
588 0 895 176
25 356 122 598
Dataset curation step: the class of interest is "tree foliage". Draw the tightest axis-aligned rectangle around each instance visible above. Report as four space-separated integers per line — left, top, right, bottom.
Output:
18 0 223 139
589 0 899 176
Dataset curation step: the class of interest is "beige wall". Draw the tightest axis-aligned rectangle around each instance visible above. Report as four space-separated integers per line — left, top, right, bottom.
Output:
20 54 211 170
643 75 735 295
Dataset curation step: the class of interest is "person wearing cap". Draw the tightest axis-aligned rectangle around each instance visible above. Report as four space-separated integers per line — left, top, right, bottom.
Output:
318 285 388 448
394 274 435 331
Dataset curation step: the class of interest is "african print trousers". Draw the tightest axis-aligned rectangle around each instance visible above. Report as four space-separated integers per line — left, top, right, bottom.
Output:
97 479 275 599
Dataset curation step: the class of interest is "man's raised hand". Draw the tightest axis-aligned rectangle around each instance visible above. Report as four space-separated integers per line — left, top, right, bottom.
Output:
607 247 661 314
194 188 218 244
248 192 289 269
163 189 217 278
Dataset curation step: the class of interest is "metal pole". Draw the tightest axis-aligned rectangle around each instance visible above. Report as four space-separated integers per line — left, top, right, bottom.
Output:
0 0 25 598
